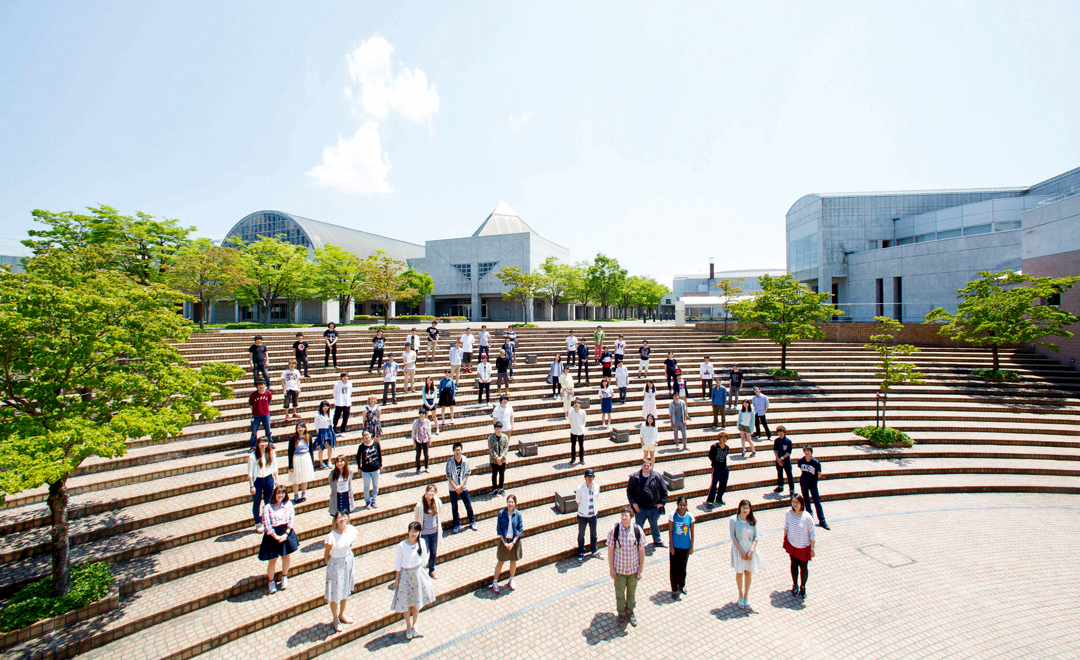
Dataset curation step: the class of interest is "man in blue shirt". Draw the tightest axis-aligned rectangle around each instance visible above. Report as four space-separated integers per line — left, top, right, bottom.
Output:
710 381 727 429
751 386 771 441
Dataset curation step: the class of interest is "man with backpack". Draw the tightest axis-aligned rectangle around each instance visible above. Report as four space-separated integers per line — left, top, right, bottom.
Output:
626 460 668 547
607 506 646 627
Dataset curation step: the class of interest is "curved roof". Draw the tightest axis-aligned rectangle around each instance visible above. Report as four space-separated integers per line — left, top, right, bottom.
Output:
224 210 425 261
472 201 538 237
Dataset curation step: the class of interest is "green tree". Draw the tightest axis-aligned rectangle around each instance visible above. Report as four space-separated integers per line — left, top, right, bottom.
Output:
0 247 244 598
536 257 578 319
631 276 669 318
25 205 193 285
166 239 251 329
398 269 435 312
359 250 417 325
586 254 627 319
864 317 925 427
312 245 370 320
565 262 591 318
495 265 543 320
731 273 842 371
232 236 311 326
925 270 1080 371
714 278 745 336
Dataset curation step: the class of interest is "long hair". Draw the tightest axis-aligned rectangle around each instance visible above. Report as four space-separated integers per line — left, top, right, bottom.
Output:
645 381 655 393
318 400 331 416
423 377 436 395
255 437 273 469
271 484 290 505
792 494 806 513
294 423 310 443
422 485 438 515
645 414 656 427
740 399 751 412
739 499 756 526
331 454 350 481
407 521 423 557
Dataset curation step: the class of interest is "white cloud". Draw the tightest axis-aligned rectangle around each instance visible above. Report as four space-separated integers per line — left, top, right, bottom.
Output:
310 35 438 194
509 112 534 131
306 121 392 194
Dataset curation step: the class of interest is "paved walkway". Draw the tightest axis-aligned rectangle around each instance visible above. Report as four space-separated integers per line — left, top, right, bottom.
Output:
319 492 1080 660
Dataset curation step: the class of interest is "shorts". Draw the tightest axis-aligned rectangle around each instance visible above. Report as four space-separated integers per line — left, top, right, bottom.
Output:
284 390 298 408
463 352 473 364
496 373 511 387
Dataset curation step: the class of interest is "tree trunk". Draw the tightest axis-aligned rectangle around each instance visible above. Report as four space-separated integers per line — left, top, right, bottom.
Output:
48 479 71 598
199 297 207 330
723 313 728 336
992 344 999 371
781 343 788 371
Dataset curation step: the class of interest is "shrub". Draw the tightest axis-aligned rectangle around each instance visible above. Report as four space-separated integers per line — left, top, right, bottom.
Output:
510 323 538 328
971 368 1019 380
854 425 914 448
765 368 799 378
369 325 402 331
0 562 114 632
394 315 435 322
202 322 312 331
717 334 740 342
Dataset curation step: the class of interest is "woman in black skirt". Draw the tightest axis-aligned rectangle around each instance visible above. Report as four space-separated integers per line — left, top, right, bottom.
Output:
259 484 299 594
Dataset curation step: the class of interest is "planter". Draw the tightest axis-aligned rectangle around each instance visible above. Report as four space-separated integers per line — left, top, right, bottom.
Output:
0 588 119 651
770 375 801 381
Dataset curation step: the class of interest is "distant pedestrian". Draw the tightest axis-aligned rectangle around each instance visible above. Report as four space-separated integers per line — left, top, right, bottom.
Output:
737 400 755 457
731 500 762 609
312 401 336 470
664 353 678 394
501 333 516 379
248 380 273 451
593 326 605 361
248 436 276 532
323 323 339 369
402 346 417 394
477 353 493 405
369 329 386 373
640 414 658 462
412 408 432 474
323 511 357 632
478 325 491 360
438 370 457 425
549 355 564 398
332 373 352 435
362 395 382 439
248 334 271 386
491 494 524 593
706 432 730 507
773 425 794 496
281 359 302 421
420 377 440 435
494 349 511 397
577 341 591 384
446 443 476 533
614 334 627 367
425 320 440 363
600 348 613 379
615 362 629 404
449 340 464 382
414 485 442 578
637 340 651 377
488 421 510 495
568 398 587 465
392 522 436 640
287 422 315 503
607 506 646 627
751 386 771 440
565 330 578 366
292 332 310 377
460 328 475 374
381 353 398 405
598 378 614 427
784 494 815 599
668 391 690 451
668 496 694 600
328 454 355 517
576 468 601 561
492 395 514 434
641 382 657 420
798 446 830 530
356 432 382 508
710 380 728 429
560 370 576 417
699 357 714 399
728 366 743 409
259 485 298 594
626 460 668 546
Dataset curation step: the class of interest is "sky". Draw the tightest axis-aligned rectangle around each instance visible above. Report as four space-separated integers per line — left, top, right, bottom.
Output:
1 1 1079 288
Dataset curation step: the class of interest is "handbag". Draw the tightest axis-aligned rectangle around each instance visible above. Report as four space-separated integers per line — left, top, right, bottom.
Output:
546 375 553 384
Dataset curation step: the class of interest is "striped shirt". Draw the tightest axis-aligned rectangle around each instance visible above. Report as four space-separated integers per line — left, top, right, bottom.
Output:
606 523 645 575
784 509 816 548
576 483 599 518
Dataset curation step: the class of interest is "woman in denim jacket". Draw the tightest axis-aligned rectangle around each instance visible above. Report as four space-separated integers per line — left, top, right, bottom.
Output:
491 494 524 593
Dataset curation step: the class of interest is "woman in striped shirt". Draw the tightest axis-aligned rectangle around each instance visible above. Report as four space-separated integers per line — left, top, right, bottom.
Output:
783 494 816 599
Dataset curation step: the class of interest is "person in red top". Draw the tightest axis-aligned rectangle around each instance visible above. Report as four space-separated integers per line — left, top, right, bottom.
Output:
249 381 273 451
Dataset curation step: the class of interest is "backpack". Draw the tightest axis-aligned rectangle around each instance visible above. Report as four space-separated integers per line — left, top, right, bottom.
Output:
612 522 643 549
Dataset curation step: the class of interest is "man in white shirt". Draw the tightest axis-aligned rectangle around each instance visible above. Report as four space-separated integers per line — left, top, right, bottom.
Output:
460 329 475 375
402 347 417 394
575 468 602 560
614 335 627 367
615 363 629 404
567 397 587 465
332 373 353 435
381 354 399 405
476 353 493 405
478 325 491 360
281 359 302 421
699 357 715 400
565 331 578 367
492 395 515 433
449 340 464 382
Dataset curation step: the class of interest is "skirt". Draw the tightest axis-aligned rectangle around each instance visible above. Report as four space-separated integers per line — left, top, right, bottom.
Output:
438 390 455 407
784 537 813 562
313 427 336 450
325 553 355 603
391 565 436 613
291 452 315 485
496 538 523 562
600 398 613 414
731 543 764 574
642 401 657 419
258 524 299 560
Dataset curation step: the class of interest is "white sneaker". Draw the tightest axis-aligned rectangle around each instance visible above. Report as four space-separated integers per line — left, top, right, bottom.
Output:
508 578 517 591
268 581 277 594
405 628 414 640
280 575 289 590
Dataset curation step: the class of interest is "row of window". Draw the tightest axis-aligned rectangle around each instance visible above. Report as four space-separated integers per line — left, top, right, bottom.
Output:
788 235 819 272
888 221 1019 247
230 213 312 249
453 261 500 282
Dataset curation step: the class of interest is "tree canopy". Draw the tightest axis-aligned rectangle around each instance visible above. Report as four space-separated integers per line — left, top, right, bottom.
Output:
231 236 312 326
360 250 418 325
495 265 543 320
166 239 251 329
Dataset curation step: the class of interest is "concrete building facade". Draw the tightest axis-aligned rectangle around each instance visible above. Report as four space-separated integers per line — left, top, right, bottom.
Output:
1020 192 1080 368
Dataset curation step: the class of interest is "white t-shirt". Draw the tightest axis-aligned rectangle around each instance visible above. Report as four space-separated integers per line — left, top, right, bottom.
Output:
566 335 578 351
382 361 398 382
700 362 714 379
325 525 358 558
282 368 301 392
615 367 629 388
402 350 416 370
449 347 463 366
460 333 475 352
614 339 626 355
333 380 353 407
568 408 587 435
492 403 514 432
479 331 490 347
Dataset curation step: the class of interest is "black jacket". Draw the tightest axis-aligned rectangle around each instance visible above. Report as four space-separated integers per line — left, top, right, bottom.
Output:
708 443 729 470
356 441 383 472
626 470 668 509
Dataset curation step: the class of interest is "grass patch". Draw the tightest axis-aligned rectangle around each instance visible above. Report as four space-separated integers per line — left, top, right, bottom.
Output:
0 562 114 632
971 368 1019 380
510 323 538 328
716 334 740 342
367 325 402 331
394 315 436 322
764 368 799 378
854 425 914 448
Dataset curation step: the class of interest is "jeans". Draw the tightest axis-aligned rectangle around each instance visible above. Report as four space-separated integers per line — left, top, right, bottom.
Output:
449 488 475 527
422 532 439 573
552 378 561 397
801 480 826 523
728 387 740 409
414 442 429 471
666 371 676 393
252 361 270 386
618 386 626 404
368 349 384 372
670 547 690 592
570 434 585 463
755 413 771 439
577 359 589 383
478 381 491 404
635 506 663 544
707 467 729 504
333 406 350 434
252 474 274 525
614 573 638 615
577 515 597 555
361 470 380 506
249 415 272 450
712 404 726 428
382 382 397 405
324 345 337 368
776 460 794 492
672 423 688 447
490 462 505 491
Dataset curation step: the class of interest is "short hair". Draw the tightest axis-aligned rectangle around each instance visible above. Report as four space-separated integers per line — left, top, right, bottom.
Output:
493 421 503 428
505 494 517 505
620 505 633 516
254 335 263 341
452 442 463 450
295 332 304 337
328 322 336 327
288 359 296 365
776 425 787 434
340 372 349 378
255 380 266 387
803 445 813 453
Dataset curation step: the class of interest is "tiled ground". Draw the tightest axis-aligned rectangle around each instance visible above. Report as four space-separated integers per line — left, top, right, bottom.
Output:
319 492 1080 660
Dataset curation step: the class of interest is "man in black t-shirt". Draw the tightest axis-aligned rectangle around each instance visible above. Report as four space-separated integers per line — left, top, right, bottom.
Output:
323 323 339 369
425 321 440 363
798 446 829 529
729 366 743 410
368 329 386 373
247 335 270 385
292 332 310 377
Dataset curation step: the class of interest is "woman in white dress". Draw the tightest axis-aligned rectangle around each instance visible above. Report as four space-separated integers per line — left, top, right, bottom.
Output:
641 382 657 420
392 522 436 639
730 499 763 608
640 414 658 462
323 511 357 632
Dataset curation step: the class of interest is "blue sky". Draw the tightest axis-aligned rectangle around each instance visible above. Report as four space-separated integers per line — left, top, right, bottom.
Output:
1 1 1078 286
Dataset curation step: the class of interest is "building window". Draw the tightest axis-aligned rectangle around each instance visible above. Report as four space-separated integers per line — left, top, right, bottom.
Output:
453 263 472 281
240 305 254 321
893 277 903 321
936 229 962 240
962 224 991 236
788 234 819 272
1046 293 1062 307
271 303 289 320
896 237 914 246
477 261 498 280
994 220 1021 232
875 278 884 317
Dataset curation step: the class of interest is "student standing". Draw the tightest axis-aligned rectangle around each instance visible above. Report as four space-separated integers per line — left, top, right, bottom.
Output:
710 380 728 429
381 354 399 405
568 398 587 465
292 332 310 377
798 446 830 529
751 386 771 440
706 432 730 507
248 436 277 532
492 494 524 593
392 522 436 640
560 370 576 417
414 486 442 578
565 330 578 366
421 377 440 435
772 425 795 496
600 348 613 379
405 328 421 358
328 454 355 517
446 443 477 533
699 357 714 399
607 506 646 627
737 400 756 457
323 511 357 632
488 421 510 495
248 381 273 451
478 325 491 360
668 496 695 600
356 432 382 508
637 340 651 377
731 500 762 608
593 326 605 361
368 329 386 373
476 353 493 405
613 334 627 367
460 329 475 374
437 370 456 426
615 362 629 404
494 349 511 397
287 422 315 503
411 408 432 474
640 414 658 462
500 335 516 379
248 335 271 386
576 469 602 561
626 461 668 546
448 340 463 382
281 360 302 421
668 392 690 451
576 341 591 384
641 382 657 420
425 321 440 363
323 323 339 369
598 378 614 427
505 326 517 355
549 355 564 399
332 373 353 435
402 346 417 394
361 395 382 440
663 353 678 395
259 485 299 594
784 494 816 599
728 366 743 409
313 401 336 469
